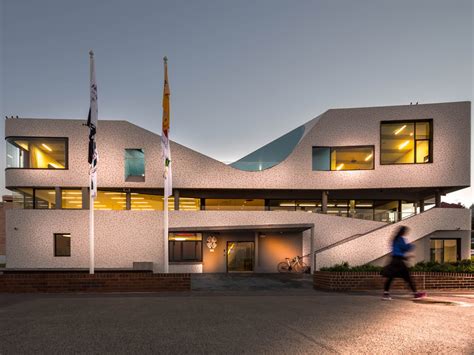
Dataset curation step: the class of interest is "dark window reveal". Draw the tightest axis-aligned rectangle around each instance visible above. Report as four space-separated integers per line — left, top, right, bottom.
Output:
54 233 71 257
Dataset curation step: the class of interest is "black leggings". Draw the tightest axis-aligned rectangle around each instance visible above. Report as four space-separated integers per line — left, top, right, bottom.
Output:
384 259 416 292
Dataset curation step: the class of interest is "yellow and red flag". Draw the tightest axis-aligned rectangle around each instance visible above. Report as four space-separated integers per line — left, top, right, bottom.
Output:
161 57 172 197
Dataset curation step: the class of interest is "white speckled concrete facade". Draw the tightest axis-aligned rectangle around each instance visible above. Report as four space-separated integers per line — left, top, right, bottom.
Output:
4 101 471 271
315 208 471 270
5 101 471 190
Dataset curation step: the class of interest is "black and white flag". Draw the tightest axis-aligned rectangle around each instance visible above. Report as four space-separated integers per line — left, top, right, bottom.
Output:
87 50 98 198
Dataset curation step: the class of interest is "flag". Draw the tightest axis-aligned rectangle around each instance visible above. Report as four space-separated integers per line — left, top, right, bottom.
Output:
161 56 172 197
87 50 98 198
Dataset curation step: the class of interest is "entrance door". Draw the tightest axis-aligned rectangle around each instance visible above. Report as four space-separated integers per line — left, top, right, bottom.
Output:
227 241 255 272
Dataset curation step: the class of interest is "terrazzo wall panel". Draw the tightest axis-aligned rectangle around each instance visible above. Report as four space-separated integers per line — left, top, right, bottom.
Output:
315 208 471 270
5 209 384 269
6 101 470 191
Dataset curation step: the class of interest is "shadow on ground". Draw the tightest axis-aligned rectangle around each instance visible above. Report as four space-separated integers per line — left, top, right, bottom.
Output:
191 273 313 292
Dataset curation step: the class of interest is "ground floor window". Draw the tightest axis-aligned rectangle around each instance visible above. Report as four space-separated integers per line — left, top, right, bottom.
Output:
54 233 71 257
430 239 460 263
169 233 202 262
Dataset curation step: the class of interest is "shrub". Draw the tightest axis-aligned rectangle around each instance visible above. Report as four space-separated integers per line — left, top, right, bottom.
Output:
320 260 473 273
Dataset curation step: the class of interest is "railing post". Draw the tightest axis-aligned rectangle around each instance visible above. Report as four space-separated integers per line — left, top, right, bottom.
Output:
322 191 328 214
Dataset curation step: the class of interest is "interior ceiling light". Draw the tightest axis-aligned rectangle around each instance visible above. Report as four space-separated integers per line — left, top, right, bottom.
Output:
111 197 126 200
394 125 407 135
41 144 52 152
280 203 296 207
336 163 344 171
64 191 82 195
104 192 123 195
398 140 410 150
364 153 373 161
298 203 316 207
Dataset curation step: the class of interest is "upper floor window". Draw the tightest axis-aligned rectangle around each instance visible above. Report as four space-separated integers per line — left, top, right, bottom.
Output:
125 149 145 182
312 146 374 171
6 137 67 169
380 120 432 164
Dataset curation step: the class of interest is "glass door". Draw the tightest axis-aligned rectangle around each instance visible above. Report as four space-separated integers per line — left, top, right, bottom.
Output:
227 241 255 272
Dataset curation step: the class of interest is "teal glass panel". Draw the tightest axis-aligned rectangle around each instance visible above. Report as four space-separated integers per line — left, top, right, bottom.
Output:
312 147 330 171
125 149 145 179
230 124 305 171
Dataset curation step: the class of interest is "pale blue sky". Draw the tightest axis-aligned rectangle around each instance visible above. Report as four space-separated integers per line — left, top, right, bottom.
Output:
0 0 472 204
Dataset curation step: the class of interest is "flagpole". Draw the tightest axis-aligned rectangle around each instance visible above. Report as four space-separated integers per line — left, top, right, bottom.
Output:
162 56 171 274
88 49 98 275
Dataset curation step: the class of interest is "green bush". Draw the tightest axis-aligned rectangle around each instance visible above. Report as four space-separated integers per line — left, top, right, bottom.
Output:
321 259 473 273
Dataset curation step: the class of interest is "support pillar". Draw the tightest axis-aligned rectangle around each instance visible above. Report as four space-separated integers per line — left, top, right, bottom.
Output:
81 187 89 210
321 191 328 214
435 190 441 207
419 199 425 213
173 189 180 211
55 187 62 209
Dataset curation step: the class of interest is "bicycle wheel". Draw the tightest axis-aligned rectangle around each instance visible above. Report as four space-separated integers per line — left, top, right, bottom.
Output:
294 261 308 273
277 262 290 273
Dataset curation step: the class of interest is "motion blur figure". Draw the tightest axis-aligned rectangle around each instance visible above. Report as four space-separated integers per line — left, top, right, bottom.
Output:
381 226 427 300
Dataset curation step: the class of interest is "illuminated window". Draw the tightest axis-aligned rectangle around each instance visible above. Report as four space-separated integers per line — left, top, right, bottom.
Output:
34 189 56 209
312 146 374 171
130 193 162 210
94 190 127 210
430 239 459 263
269 200 321 212
169 233 202 262
61 189 83 209
178 198 201 211
380 120 432 164
54 233 71 257
125 149 145 182
204 199 265 211
6 137 67 169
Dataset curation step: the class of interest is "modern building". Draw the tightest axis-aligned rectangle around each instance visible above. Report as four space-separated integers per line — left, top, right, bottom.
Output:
4 101 471 272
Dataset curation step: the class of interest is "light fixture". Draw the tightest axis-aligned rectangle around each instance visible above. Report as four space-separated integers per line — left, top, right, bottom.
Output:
175 237 186 241
398 140 410 150
336 163 344 171
364 153 373 161
298 203 316 207
63 191 82 195
280 203 296 207
49 163 59 168
7 154 13 159
104 192 123 195
394 125 406 135
111 197 126 200
41 144 52 152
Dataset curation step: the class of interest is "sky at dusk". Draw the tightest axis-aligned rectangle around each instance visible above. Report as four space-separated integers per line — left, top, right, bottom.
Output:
0 0 472 204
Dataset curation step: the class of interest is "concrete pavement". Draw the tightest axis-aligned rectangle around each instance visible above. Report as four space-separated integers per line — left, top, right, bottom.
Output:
0 290 473 354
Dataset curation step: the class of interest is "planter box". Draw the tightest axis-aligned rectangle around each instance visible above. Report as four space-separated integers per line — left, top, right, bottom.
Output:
313 271 474 291
0 271 191 293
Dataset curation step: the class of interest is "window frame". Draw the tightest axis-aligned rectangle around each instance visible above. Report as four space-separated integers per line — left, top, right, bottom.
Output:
379 119 433 165
168 237 203 262
429 238 461 263
5 136 69 170
54 233 71 257
124 148 145 182
312 145 375 171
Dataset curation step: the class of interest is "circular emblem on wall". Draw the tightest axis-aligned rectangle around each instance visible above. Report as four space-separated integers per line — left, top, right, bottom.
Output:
206 236 217 252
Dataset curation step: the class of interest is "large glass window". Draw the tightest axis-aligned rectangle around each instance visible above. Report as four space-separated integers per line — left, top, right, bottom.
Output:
125 149 145 182
169 233 202 262
6 137 67 169
61 189 83 209
430 239 459 263
312 146 374 171
380 120 432 164
94 190 127 210
34 189 56 209
204 199 265 211
268 200 321 212
12 188 34 209
54 233 71 257
130 193 162 210
12 188 56 209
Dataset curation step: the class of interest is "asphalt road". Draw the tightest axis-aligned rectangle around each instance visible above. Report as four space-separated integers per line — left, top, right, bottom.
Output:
0 291 473 354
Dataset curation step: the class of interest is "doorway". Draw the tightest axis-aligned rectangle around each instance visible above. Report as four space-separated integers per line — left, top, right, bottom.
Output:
226 241 254 272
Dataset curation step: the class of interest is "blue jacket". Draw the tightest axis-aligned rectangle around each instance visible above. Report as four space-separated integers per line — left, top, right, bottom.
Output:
392 236 413 257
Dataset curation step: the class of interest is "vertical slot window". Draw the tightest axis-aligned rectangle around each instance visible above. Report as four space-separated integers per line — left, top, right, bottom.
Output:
125 149 145 182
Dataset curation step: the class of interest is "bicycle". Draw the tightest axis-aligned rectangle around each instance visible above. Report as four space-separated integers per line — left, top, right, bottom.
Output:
277 255 309 273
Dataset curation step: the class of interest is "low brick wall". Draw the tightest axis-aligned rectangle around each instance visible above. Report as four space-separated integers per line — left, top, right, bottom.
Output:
314 271 474 291
0 271 191 293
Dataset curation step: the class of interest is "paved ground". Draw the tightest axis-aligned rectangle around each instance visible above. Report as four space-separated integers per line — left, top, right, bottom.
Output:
0 289 473 354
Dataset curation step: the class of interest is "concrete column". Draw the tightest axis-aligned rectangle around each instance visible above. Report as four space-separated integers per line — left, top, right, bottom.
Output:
321 191 328 214
397 200 402 222
55 187 62 209
126 191 131 210
435 191 441 207
173 189 180 211
309 227 315 274
81 187 89 210
419 199 425 213
254 232 259 271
